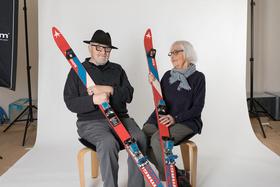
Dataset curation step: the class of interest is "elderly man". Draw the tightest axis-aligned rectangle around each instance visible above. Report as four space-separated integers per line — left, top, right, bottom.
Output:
64 29 146 187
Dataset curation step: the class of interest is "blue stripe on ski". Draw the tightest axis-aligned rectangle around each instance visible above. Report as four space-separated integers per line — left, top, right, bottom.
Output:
145 165 164 187
164 139 178 186
73 56 87 85
158 99 166 107
147 56 160 81
101 102 110 110
165 165 173 187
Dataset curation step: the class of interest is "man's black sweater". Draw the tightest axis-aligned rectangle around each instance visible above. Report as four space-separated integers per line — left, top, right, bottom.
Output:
64 58 133 121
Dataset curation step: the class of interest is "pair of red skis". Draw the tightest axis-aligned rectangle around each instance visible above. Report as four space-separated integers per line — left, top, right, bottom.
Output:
52 27 178 187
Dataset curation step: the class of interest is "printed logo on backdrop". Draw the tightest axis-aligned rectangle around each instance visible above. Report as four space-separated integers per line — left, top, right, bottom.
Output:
0 0 19 90
0 32 10 42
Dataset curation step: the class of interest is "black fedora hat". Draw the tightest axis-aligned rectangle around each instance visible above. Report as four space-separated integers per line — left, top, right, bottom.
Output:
83 30 118 49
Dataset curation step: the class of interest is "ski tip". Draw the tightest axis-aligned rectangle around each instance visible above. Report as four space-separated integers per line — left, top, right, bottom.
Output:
52 27 61 37
144 28 152 44
52 26 58 34
145 28 151 37
52 27 61 40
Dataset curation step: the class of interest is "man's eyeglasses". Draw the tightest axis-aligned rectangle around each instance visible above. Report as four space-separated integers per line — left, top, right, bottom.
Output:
91 44 112 53
168 49 184 57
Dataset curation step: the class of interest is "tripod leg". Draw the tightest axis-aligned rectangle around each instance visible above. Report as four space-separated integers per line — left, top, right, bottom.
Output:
254 99 274 120
252 101 266 138
22 112 31 146
30 105 38 122
3 106 29 132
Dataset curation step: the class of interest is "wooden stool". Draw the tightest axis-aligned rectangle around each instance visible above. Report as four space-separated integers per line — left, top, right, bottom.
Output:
77 138 124 187
77 138 99 187
180 140 198 187
77 138 197 187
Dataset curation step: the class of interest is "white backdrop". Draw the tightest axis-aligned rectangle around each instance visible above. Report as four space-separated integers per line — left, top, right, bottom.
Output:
1 0 280 187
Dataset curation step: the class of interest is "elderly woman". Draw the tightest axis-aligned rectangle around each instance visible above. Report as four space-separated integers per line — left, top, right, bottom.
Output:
142 40 206 180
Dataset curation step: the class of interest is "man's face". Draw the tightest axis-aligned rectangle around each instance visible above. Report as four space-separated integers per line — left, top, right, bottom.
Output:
89 42 112 65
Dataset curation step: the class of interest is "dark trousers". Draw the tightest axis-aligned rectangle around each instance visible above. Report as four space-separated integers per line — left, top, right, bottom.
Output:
77 118 147 187
142 123 194 180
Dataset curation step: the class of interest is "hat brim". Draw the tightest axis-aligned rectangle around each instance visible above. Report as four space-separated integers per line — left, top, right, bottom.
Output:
83 40 118 49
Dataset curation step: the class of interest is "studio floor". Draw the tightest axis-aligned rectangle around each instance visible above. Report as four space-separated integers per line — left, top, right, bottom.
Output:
1 116 279 177
0 122 37 175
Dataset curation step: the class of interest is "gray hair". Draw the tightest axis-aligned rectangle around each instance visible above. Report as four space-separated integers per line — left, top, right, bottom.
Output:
171 40 197 64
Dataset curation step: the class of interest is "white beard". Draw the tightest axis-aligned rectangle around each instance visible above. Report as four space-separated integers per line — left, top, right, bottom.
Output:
95 59 107 65
90 58 108 66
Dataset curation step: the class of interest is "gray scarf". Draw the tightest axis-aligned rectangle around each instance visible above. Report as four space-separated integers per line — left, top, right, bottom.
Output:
169 64 196 91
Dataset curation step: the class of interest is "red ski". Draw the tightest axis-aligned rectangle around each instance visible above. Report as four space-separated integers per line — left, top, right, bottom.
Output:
144 28 179 187
52 27 163 187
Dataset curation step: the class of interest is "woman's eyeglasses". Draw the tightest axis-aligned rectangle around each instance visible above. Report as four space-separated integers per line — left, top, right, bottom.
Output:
168 49 184 57
91 44 112 53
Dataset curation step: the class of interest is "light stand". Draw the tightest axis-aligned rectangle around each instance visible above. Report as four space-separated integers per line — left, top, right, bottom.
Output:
3 0 37 146
247 0 268 138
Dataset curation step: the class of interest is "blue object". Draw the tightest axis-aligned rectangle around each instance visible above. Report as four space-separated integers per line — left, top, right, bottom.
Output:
8 98 29 122
129 142 139 154
158 99 166 106
147 56 160 81
165 154 178 164
0 106 9 124
101 102 109 109
137 156 148 166
164 139 178 164
164 139 174 152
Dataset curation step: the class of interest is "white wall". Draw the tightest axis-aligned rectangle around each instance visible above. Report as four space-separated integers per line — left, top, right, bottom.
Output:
246 0 280 93
0 0 38 114
1 0 280 187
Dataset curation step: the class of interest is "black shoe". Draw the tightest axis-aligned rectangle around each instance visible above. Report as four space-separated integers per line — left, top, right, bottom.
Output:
175 166 191 187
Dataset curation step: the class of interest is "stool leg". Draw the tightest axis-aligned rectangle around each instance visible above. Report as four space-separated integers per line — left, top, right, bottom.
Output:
91 151 99 178
180 141 198 187
188 142 197 187
77 148 91 187
180 143 191 179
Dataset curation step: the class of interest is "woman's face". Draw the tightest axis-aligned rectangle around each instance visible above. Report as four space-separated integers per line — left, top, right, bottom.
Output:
169 44 188 69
